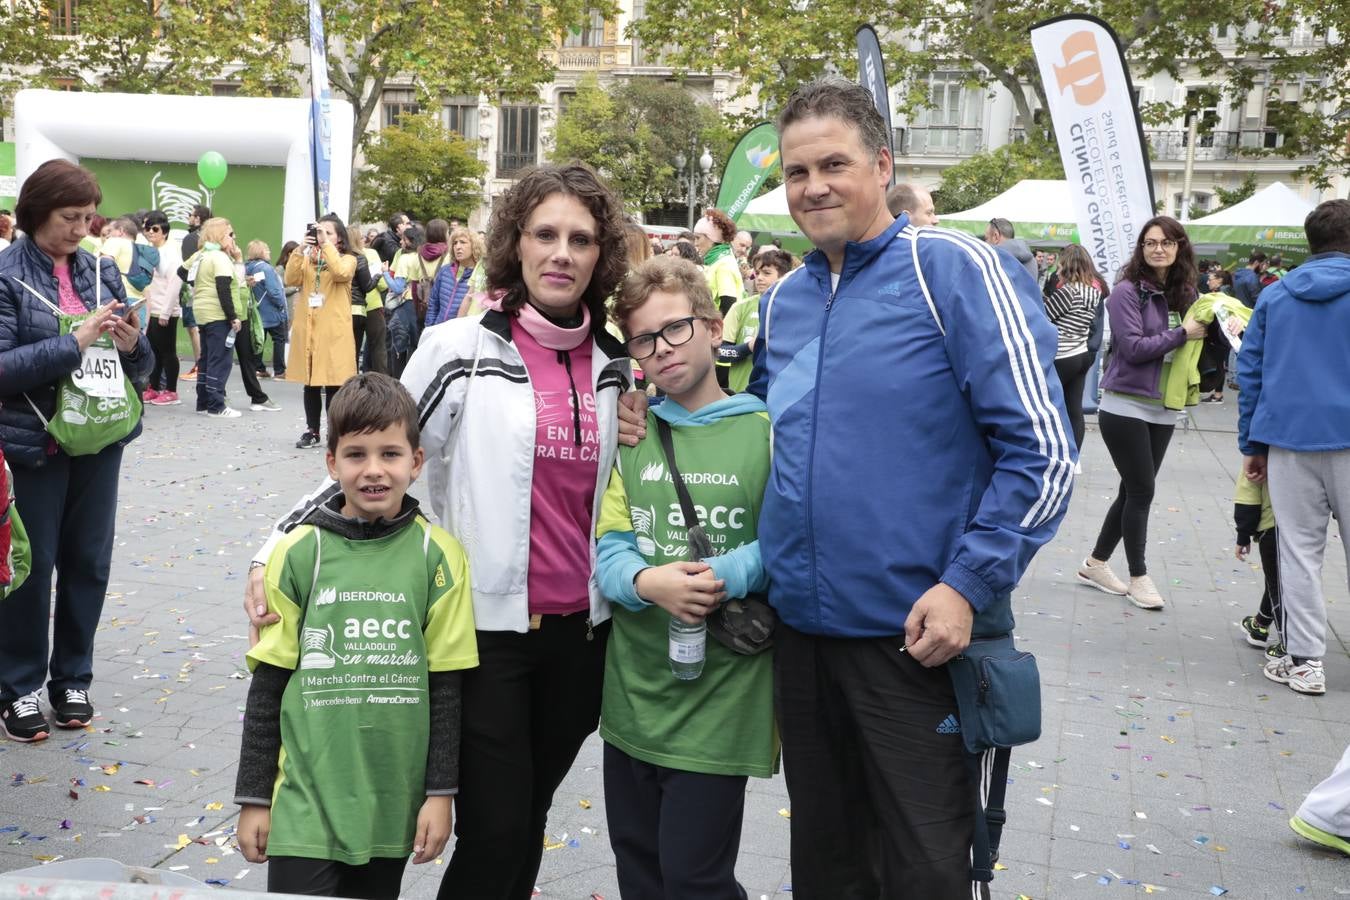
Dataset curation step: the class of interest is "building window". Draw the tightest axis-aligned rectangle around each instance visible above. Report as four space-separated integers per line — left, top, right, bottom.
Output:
382 89 420 128
1263 86 1298 148
1184 87 1221 148
497 105 539 177
442 97 479 141
212 83 241 97
51 0 78 35
557 90 576 117
922 73 979 128
563 8 606 47
912 72 982 153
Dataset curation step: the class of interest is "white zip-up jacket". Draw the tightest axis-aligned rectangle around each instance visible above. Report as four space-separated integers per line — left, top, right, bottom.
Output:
255 308 632 632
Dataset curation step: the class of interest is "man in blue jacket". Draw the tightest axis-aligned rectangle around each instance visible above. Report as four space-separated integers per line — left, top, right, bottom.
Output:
1238 199 1350 698
748 77 1074 898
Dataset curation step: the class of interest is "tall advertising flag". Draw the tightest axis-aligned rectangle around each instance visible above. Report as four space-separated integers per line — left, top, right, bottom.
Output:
307 0 333 218
1030 15 1155 281
716 122 781 222
854 24 895 187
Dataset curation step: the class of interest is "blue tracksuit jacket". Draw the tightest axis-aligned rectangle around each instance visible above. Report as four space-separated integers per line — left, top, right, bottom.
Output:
1237 251 1350 456
748 216 1075 639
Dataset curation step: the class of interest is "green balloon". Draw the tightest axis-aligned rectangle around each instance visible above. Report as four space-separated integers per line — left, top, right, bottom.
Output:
197 151 228 190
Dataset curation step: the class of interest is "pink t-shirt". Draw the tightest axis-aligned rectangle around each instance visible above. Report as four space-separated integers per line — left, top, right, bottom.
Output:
512 318 600 616
52 263 87 315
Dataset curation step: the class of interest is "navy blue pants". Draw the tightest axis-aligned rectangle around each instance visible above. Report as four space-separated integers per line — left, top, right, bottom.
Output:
266 323 288 376
196 320 233 413
0 444 123 701
604 743 749 900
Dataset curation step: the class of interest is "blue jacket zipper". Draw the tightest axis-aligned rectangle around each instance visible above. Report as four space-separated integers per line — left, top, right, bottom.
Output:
804 270 841 631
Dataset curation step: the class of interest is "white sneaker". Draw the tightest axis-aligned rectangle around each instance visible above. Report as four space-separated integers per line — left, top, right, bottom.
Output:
1264 656 1326 695
250 400 281 412
1075 461 1083 475
1126 575 1165 610
1076 558 1128 595
205 407 242 419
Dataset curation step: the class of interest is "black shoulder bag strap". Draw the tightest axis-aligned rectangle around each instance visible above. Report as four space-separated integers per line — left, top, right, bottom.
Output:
966 745 1012 884
654 417 715 559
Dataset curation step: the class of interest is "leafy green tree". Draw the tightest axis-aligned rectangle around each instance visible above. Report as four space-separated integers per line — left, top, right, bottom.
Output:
0 0 605 169
355 114 484 225
630 0 1349 187
551 75 735 214
0 0 295 110
1210 172 1258 215
315 0 605 166
934 139 1064 214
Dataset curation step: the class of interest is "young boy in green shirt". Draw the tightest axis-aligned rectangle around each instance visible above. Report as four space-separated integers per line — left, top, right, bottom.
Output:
234 373 478 899
717 248 793 393
596 256 776 899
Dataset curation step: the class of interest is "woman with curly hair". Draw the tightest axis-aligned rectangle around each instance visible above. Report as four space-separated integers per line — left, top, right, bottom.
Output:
1077 216 1205 610
244 163 634 899
692 206 745 317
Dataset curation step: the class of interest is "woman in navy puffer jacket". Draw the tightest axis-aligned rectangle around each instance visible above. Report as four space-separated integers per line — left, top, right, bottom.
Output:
0 160 152 744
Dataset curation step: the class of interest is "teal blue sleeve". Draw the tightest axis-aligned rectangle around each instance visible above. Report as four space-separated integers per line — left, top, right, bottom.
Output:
596 531 652 612
704 540 767 599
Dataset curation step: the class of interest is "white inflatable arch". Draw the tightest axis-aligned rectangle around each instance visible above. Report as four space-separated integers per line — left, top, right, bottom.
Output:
13 89 353 241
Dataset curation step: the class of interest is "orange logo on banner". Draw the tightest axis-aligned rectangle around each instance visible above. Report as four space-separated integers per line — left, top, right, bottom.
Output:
1053 31 1106 106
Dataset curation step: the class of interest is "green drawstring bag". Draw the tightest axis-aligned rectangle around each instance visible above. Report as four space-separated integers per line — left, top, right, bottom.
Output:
13 275 142 458
236 278 265 357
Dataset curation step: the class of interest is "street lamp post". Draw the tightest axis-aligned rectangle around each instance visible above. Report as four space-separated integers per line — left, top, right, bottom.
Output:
674 140 714 230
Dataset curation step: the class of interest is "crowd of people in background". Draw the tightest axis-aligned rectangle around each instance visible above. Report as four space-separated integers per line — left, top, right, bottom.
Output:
3 127 1349 896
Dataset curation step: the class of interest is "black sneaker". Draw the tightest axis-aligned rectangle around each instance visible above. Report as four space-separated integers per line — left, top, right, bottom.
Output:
52 688 94 728
1266 640 1287 661
1 693 51 742
295 430 321 449
1240 615 1271 648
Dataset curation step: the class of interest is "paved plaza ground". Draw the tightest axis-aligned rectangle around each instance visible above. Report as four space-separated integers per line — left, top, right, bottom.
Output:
1 375 1348 898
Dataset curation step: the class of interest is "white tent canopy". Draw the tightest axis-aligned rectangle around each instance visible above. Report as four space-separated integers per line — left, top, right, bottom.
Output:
738 184 794 233
1186 181 1315 226
941 180 1078 227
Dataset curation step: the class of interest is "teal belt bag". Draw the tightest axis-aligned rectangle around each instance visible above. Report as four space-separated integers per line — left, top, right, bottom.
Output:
947 633 1041 755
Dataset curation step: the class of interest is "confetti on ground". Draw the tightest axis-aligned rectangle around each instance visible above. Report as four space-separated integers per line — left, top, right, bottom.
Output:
778 808 791 818
579 799 592 809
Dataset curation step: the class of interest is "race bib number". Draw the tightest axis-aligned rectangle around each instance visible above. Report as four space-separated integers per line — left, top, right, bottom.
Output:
71 345 126 400
309 292 324 309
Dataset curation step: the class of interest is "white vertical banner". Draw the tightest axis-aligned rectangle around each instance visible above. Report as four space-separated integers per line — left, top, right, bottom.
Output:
1030 15 1155 281
307 0 333 218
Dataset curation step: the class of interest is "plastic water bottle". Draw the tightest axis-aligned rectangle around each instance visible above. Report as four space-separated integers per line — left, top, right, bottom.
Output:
669 616 706 680
225 330 236 349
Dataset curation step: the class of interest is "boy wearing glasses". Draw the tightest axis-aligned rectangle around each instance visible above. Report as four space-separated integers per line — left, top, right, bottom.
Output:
595 256 776 899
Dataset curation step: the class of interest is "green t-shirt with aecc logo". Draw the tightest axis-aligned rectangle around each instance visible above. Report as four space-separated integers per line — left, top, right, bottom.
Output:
248 516 478 864
595 406 777 777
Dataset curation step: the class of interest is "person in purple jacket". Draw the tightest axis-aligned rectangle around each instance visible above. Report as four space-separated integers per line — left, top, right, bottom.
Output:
1077 216 1205 610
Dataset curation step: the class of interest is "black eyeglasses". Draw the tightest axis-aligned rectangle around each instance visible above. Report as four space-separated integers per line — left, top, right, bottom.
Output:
625 316 701 360
145 225 165 233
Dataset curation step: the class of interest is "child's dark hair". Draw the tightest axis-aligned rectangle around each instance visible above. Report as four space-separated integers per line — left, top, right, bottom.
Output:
755 248 794 278
327 373 420 453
